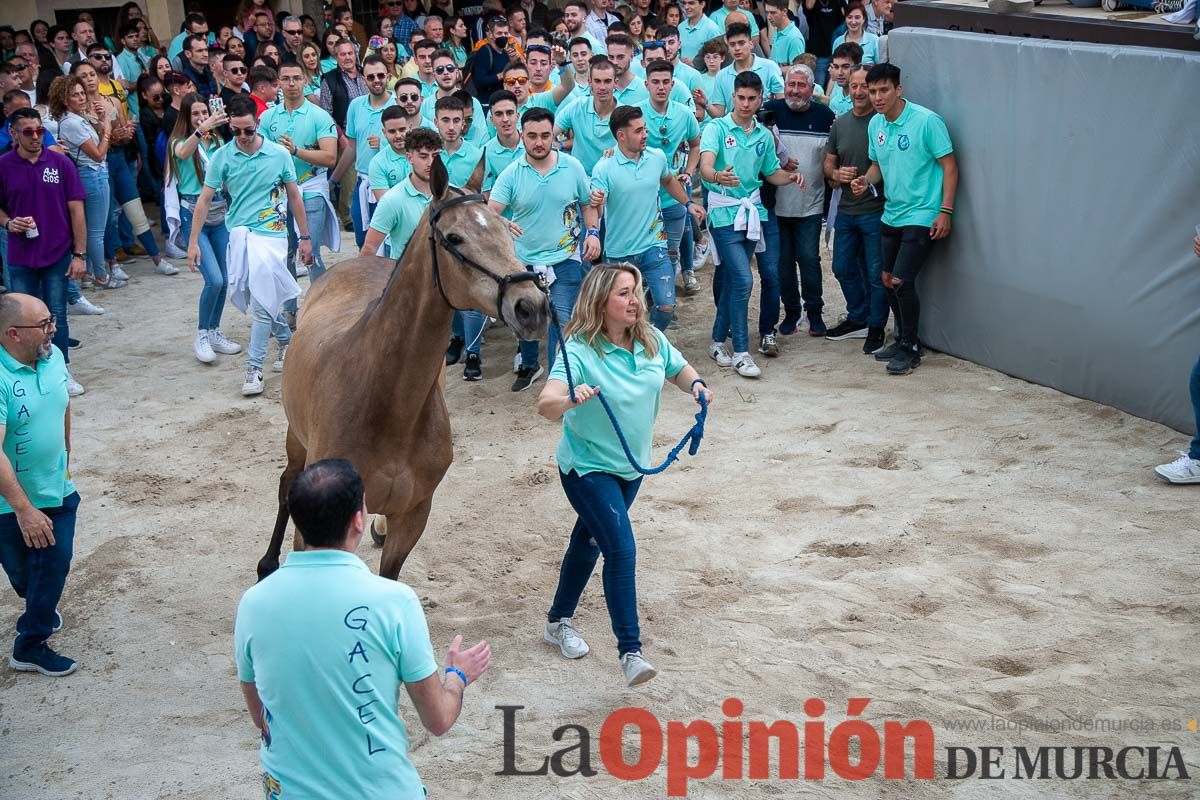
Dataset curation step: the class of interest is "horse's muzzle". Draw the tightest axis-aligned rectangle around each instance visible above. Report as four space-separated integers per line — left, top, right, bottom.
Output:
510 293 550 341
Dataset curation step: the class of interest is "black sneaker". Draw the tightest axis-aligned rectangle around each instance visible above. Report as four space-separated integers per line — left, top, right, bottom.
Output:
779 311 802 336
886 346 921 375
463 353 482 381
445 336 465 366
825 320 868 340
862 327 886 355
874 341 903 361
511 363 544 392
806 311 827 337
10 644 77 676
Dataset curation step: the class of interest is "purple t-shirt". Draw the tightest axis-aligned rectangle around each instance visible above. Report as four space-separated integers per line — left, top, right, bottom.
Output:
0 149 85 268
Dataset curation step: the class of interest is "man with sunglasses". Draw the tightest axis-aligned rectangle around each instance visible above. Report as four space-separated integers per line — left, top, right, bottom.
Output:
0 109 89 397
0 291 83 677
419 50 487 146
279 16 305 65
387 0 423 51
13 44 39 106
331 55 398 249
392 77 426 128
220 56 251 108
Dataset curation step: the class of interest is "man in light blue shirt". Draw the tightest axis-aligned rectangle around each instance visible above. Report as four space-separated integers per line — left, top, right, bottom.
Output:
490 107 600 388
361 127 442 258
553 58 619 175
707 23 785 117
235 459 490 800
766 0 807 68
711 0 761 38
418 50 489 146
678 0 723 62
368 107 413 200
591 106 705 331
330 55 397 249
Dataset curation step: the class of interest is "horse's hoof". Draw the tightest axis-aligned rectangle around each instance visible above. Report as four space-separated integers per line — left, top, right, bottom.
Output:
370 515 386 547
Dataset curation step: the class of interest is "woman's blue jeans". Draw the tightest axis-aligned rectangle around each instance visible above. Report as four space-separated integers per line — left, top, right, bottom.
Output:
1190 354 1200 461
0 491 79 659
105 152 159 260
78 165 111 282
549 469 644 657
179 200 230 330
6 253 71 364
710 225 757 353
452 311 487 357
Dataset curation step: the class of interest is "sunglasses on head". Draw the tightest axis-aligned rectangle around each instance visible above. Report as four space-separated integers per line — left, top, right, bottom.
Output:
230 125 257 136
17 126 46 137
504 75 528 85
527 44 551 55
645 40 665 49
434 64 456 75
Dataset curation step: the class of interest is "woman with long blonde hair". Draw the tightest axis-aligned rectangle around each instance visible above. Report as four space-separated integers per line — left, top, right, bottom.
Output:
536 263 713 688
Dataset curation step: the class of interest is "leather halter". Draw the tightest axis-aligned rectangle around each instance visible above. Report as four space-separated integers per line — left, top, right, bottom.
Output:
426 190 544 327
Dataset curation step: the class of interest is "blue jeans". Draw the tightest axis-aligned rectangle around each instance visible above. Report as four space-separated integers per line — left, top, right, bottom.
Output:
350 176 370 250
78 166 111 282
814 56 830 90
105 152 159 260
247 298 292 370
777 213 824 318
661 203 694 275
832 211 887 328
0 228 8 287
622 247 676 331
179 200 230 330
287 194 330 281
1190 355 1200 461
452 311 487 357
710 225 757 353
757 212 782 336
8 255 71 364
0 491 80 658
522 259 588 371
549 470 643 657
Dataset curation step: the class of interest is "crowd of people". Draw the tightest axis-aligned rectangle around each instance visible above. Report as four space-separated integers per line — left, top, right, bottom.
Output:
1 0 1197 795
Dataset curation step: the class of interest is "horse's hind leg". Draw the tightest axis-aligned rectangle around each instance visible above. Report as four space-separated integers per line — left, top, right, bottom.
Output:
378 498 433 580
257 427 307 581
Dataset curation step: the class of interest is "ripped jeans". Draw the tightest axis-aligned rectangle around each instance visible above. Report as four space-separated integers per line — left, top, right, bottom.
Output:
619 247 676 332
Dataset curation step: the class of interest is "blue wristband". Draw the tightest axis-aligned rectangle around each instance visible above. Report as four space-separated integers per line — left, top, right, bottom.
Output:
445 666 468 689
585 228 600 239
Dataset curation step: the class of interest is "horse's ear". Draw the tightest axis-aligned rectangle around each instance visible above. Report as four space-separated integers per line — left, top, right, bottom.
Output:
465 152 485 193
430 153 449 201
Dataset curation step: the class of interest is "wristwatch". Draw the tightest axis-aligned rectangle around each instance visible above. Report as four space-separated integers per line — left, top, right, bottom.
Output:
71 251 87 260
297 234 311 241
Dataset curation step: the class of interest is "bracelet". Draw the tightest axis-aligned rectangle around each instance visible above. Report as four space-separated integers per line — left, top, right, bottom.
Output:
72 251 87 260
445 666 468 689
297 234 311 240
585 228 600 239
691 378 707 389
940 207 954 216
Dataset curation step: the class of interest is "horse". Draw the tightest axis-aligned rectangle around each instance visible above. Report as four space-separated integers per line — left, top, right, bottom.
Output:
257 155 549 580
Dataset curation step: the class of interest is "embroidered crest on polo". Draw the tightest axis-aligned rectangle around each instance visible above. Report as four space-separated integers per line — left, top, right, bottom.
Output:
725 134 737 148
876 131 886 145
897 134 910 151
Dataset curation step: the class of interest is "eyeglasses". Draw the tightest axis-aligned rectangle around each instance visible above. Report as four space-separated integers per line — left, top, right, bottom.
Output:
230 126 257 136
17 127 46 138
396 92 419 101
434 64 456 75
11 315 56 333
503 75 528 86
228 66 247 74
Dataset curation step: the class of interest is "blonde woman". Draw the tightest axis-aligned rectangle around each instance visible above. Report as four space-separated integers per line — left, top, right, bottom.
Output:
536 263 713 687
298 41 324 100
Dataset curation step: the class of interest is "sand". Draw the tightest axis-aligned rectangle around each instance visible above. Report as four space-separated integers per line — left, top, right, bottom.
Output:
1 233 1197 800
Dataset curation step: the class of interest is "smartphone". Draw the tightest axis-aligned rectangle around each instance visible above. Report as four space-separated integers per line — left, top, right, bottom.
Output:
208 96 224 115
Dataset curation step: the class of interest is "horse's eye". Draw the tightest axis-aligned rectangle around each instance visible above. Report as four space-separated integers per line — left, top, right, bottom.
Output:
446 233 465 246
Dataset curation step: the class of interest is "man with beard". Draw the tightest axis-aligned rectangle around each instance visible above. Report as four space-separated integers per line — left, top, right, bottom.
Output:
331 56 398 248
562 1 607 55
360 126 442 257
419 50 488 145
393 77 426 128
179 34 218 99
490 107 600 387
0 290 83 677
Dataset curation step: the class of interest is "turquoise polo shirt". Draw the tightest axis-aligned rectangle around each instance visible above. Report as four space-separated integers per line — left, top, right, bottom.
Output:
490 152 591 265
554 97 616 174
205 138 297 236
868 100 953 228
173 138 220 197
770 23 806 67
419 92 488 143
234 549 438 800
710 5 760 37
699 115 781 228
591 147 670 258
346 93 399 176
259 101 338 198
519 89 559 116
548 328 687 481
832 31 881 65
369 177 432 255
679 15 722 61
0 345 74 513
671 60 703 92
481 135 524 192
711 57 785 112
442 140 483 187
828 83 853 117
367 146 412 191
637 99 700 209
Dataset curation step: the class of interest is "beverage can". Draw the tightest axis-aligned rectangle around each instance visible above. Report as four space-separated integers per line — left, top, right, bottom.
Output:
25 219 38 239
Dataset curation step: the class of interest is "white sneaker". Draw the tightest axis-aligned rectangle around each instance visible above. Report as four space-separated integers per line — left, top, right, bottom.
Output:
67 297 104 316
733 352 761 378
193 330 216 364
1154 452 1200 485
164 240 188 259
295 263 309 277
693 239 710 266
208 329 242 355
544 618 590 659
241 367 264 396
272 345 287 373
709 341 733 367
620 651 658 687
154 261 180 276
66 373 84 397
111 265 130 282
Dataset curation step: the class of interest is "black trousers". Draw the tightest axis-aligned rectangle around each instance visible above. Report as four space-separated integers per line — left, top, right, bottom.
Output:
881 223 936 347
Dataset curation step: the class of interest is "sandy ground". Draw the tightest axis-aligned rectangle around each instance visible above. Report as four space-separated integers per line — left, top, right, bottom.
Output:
1 230 1197 800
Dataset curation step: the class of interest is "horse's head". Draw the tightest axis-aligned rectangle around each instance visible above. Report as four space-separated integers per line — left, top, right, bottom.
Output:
426 155 549 343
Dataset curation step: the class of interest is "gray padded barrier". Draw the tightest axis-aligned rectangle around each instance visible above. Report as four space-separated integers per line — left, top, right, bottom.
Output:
887 28 1200 434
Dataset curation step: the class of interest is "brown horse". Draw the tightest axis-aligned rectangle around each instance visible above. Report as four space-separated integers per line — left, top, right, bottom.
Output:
257 156 549 580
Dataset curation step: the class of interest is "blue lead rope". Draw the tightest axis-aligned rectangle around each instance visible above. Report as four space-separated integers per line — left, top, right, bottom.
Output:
549 311 707 476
